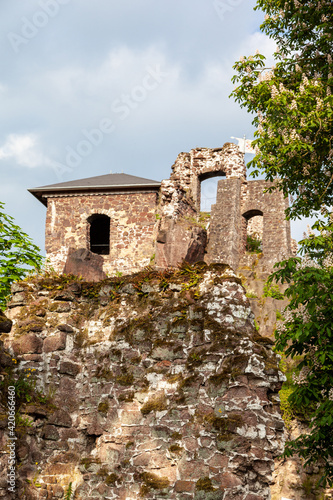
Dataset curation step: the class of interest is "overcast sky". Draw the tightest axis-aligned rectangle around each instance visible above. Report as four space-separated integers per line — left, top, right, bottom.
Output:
0 0 310 254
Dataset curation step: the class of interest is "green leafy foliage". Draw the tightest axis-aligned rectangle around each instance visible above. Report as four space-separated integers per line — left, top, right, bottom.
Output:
231 0 333 486
231 0 333 220
245 234 262 253
64 482 73 500
0 201 43 309
263 282 284 300
270 222 333 486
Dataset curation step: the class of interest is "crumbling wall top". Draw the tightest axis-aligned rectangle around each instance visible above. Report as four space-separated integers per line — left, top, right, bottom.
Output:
159 143 246 218
170 143 246 184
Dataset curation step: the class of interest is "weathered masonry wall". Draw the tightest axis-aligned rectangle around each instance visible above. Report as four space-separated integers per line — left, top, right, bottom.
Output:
158 144 246 218
206 179 292 270
155 144 293 271
241 181 291 267
155 144 247 269
1 265 285 499
205 179 243 271
45 192 158 275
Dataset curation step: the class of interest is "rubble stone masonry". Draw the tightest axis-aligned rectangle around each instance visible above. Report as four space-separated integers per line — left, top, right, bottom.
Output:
1 264 285 499
45 192 158 275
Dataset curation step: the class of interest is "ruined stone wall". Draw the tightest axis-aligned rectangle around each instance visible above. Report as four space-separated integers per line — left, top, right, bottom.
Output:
1 264 285 500
155 144 247 269
205 179 243 271
241 181 292 267
159 144 246 217
45 192 158 276
206 179 292 271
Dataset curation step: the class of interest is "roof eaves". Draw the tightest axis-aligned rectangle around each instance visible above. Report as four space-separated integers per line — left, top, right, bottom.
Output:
28 182 161 206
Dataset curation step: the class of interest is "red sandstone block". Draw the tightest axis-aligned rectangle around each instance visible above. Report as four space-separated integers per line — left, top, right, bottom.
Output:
13 333 43 355
43 332 67 353
132 452 151 467
178 461 209 480
208 453 229 469
174 481 195 493
220 472 242 488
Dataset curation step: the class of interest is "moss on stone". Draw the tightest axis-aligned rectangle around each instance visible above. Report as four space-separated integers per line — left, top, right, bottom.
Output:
74 328 88 348
170 431 182 440
201 412 243 440
166 373 183 384
98 401 109 414
105 473 121 485
140 394 167 415
130 355 142 364
186 349 206 367
168 444 183 454
196 477 216 491
116 371 134 386
14 319 46 337
258 345 279 372
179 374 198 389
208 352 248 385
95 366 113 381
80 457 101 470
252 333 274 345
139 471 169 493
209 371 228 387
96 466 108 477
118 392 134 402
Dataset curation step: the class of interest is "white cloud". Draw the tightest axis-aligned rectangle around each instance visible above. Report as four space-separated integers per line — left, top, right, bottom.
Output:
0 133 53 168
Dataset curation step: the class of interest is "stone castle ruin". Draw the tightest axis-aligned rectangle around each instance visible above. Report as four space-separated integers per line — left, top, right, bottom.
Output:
0 143 301 499
29 142 293 278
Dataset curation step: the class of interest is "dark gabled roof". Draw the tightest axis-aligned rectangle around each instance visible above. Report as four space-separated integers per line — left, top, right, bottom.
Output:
29 173 161 206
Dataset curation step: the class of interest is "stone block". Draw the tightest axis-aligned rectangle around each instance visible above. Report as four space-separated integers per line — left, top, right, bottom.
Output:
175 480 195 493
12 333 43 355
11 283 29 294
219 472 242 488
57 323 74 333
64 248 107 282
7 292 27 308
43 332 67 353
59 361 80 377
50 301 71 313
0 311 12 333
52 290 75 301
0 343 13 367
155 220 207 268
42 425 60 441
48 409 72 428
179 461 209 480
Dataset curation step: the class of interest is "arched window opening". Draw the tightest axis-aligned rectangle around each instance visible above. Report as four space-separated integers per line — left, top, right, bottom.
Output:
243 210 263 254
199 171 225 213
88 214 110 255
